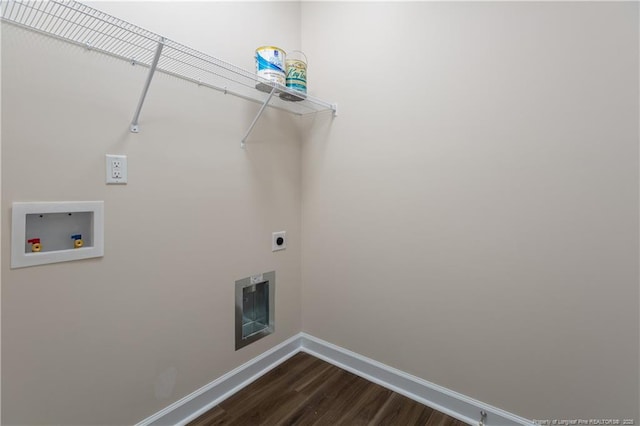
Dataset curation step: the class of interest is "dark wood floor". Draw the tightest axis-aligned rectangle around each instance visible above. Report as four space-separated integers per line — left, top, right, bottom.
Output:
188 352 467 426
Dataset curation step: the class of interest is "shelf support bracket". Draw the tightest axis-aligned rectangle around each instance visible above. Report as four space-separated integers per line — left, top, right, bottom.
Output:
130 37 165 133
241 86 277 149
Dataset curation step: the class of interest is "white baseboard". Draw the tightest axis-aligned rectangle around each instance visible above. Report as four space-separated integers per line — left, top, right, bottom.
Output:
135 334 301 426
299 333 535 426
136 332 535 426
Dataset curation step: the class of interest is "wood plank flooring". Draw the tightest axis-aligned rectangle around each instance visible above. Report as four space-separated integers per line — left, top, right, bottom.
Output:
188 352 467 426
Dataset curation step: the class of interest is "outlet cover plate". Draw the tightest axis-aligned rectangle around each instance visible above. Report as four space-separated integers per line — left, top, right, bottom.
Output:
106 154 127 184
272 231 286 251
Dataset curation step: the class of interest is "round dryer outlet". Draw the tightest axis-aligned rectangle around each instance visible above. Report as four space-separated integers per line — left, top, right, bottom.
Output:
272 231 286 251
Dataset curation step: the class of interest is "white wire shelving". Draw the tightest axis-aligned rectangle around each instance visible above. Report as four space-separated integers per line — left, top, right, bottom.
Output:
0 0 337 147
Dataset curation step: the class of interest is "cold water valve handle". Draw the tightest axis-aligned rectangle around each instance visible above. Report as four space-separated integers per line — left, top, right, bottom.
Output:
71 234 83 249
27 238 42 252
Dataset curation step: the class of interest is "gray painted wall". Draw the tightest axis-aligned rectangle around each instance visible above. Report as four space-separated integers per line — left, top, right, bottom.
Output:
301 1 639 421
2 2 303 424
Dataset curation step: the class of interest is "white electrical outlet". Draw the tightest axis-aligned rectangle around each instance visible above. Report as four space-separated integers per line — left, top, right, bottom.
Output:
272 231 286 251
106 154 127 184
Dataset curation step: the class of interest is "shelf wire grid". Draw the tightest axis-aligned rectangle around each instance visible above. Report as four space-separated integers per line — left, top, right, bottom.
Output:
1 0 335 116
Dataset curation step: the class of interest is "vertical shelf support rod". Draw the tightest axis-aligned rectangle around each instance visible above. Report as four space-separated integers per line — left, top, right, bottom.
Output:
241 86 277 149
130 37 165 133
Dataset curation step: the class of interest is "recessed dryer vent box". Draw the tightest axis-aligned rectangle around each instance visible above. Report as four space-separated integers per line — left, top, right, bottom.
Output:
235 271 275 350
11 201 104 269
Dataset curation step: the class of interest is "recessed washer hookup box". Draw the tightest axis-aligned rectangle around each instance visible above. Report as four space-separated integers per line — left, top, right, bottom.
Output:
11 201 104 268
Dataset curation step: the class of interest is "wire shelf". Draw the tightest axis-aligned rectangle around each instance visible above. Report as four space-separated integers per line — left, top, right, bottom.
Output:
0 0 336 117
